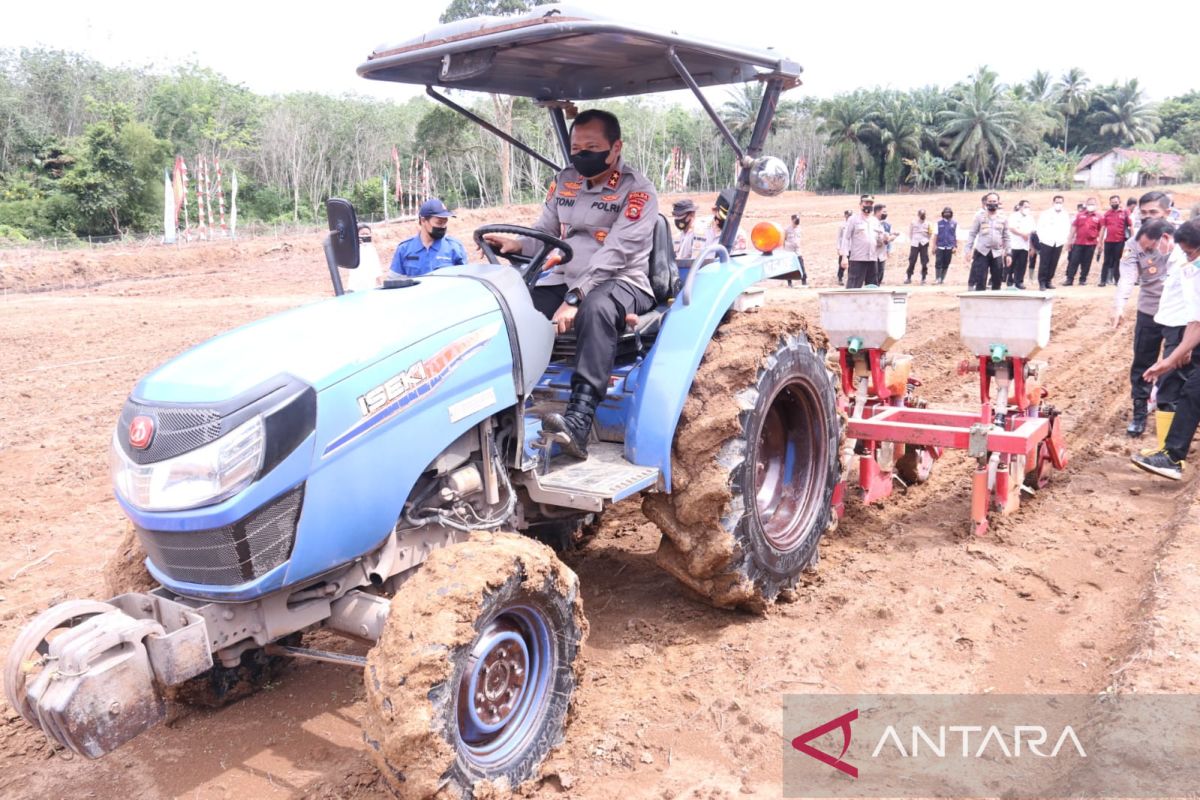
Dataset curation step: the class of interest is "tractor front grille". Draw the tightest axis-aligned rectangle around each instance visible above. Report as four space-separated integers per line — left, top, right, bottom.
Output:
118 401 223 465
136 485 304 586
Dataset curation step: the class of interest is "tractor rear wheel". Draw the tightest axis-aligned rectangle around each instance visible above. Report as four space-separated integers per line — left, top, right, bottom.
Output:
643 307 841 613
363 532 586 798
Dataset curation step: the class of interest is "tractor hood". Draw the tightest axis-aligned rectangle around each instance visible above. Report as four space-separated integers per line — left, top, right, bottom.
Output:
134 277 501 405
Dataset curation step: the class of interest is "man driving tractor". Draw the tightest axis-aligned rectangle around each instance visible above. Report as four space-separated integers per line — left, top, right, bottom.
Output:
484 109 658 459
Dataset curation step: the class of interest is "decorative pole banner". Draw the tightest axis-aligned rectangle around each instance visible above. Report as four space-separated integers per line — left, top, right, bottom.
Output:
172 156 185 228
215 156 226 233
195 154 206 238
163 168 176 244
180 157 190 239
230 168 238 239
392 145 401 204
382 173 389 220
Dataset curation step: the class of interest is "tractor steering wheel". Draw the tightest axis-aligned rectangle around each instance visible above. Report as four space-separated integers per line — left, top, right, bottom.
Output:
473 224 573 288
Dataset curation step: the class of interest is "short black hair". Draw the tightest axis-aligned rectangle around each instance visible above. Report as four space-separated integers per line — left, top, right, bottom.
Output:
1140 191 1171 212
844 210 852 217
1175 219 1200 249
1110 194 1121 202
983 192 999 203
874 203 887 212
1138 218 1176 242
1053 195 1064 202
1127 197 1138 206
571 109 621 143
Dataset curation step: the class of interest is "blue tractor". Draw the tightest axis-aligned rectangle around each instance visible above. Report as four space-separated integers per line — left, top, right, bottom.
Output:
5 8 841 798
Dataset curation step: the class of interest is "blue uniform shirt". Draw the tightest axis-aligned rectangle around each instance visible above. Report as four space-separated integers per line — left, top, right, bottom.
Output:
388 234 467 276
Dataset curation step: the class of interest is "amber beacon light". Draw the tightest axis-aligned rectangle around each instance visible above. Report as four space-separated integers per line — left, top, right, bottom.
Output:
751 221 784 254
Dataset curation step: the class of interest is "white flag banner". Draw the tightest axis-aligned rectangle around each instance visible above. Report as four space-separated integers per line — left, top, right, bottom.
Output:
230 169 238 238
163 168 176 243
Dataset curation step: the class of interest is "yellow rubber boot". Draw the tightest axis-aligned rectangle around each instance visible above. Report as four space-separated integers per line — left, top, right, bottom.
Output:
1142 410 1175 456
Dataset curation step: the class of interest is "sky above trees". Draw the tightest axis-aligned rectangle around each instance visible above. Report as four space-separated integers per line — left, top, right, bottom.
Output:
1 0 1193 103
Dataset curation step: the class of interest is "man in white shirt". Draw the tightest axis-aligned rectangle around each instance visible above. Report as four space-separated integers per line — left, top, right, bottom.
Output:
1115 216 1186 441
1035 194 1071 290
1007 200 1034 289
1134 219 1200 480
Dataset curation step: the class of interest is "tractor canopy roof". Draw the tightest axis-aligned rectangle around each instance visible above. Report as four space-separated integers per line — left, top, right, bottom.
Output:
357 4 802 101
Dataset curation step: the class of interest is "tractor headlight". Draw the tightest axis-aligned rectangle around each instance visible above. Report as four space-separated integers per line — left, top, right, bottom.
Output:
111 415 266 511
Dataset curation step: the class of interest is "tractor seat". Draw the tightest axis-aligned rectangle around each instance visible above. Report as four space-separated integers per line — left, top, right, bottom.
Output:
550 213 679 361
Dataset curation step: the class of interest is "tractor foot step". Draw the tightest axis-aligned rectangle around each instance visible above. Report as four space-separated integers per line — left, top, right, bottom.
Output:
521 442 659 511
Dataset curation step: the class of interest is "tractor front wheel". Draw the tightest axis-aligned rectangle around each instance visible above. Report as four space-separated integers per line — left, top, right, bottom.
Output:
362 531 586 798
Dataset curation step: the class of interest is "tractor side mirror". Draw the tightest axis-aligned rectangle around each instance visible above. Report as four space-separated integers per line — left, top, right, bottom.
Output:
324 198 360 296
326 198 360 269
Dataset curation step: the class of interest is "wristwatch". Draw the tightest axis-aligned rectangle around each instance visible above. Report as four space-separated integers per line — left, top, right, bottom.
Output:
564 289 582 307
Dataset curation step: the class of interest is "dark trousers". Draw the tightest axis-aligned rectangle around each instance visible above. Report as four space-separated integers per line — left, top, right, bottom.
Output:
837 255 845 284
876 259 886 285
1037 243 1063 288
906 243 929 279
968 250 1004 291
531 280 655 397
1165 349 1200 462
1101 241 1124 285
1007 249 1029 287
934 248 953 281
1130 314 1188 416
1065 244 1096 284
846 260 875 289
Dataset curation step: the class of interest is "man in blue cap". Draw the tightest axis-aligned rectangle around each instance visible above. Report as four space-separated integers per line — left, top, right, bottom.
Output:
388 197 468 277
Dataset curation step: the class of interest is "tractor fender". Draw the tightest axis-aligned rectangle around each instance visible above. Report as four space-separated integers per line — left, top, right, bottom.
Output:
625 251 800 490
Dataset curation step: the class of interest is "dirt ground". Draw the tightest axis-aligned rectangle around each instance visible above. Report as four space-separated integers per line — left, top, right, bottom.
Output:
2 185 1200 799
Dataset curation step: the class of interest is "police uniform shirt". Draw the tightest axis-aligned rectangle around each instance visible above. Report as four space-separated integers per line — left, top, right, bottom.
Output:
966 213 1010 257
388 234 468 277
839 211 885 261
1115 239 1181 318
523 159 656 298
675 225 701 260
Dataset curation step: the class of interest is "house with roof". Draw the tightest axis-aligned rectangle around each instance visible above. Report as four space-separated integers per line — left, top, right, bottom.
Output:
1073 148 1184 189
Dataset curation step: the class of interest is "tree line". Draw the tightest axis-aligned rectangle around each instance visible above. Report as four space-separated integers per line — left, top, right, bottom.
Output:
0 46 1197 242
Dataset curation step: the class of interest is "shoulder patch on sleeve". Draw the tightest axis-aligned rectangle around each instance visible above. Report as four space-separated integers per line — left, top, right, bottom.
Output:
625 191 650 221
545 180 556 204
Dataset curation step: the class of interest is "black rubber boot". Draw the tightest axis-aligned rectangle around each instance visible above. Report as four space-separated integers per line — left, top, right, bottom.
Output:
542 381 602 459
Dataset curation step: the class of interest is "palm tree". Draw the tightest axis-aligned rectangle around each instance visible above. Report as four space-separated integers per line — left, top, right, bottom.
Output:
1026 70 1053 103
721 82 800 143
938 73 1018 187
869 94 922 189
817 92 875 191
1054 68 1091 152
1088 79 1160 145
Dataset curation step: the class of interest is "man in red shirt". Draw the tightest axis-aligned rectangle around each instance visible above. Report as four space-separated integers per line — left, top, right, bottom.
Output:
1099 194 1130 287
1065 197 1104 285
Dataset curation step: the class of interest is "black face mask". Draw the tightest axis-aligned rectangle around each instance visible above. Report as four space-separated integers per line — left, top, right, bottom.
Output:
429 225 447 240
862 205 874 214
674 217 690 231
570 149 611 178
879 213 888 220
1111 203 1120 210
986 203 999 212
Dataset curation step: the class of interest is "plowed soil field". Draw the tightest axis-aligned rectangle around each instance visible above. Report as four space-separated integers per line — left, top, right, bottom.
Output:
2 186 1199 799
